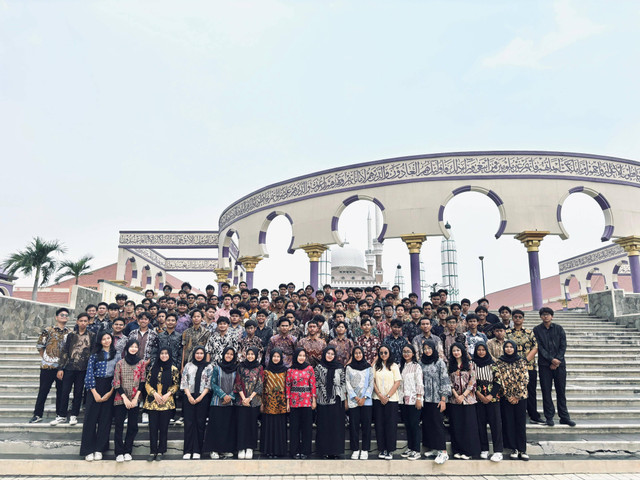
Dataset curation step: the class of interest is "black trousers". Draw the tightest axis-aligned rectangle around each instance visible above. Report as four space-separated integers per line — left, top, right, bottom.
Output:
401 404 421 452
148 410 173 454
539 364 570 421
60 369 85 417
476 401 503 453
527 369 542 421
33 369 63 417
113 405 139 455
421 402 446 451
500 398 527 452
79 379 114 456
183 395 210 454
348 405 372 451
373 400 398 453
289 407 313 456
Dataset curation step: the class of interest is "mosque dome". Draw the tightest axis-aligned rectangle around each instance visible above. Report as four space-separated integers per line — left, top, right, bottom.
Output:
331 244 366 269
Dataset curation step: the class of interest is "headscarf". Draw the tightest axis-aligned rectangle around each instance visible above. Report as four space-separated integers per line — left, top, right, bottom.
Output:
320 346 342 401
348 345 370 371
472 341 494 368
190 346 208 393
291 347 309 370
266 348 288 374
150 348 173 392
219 347 238 374
421 339 439 365
241 346 261 370
124 339 140 366
499 340 521 364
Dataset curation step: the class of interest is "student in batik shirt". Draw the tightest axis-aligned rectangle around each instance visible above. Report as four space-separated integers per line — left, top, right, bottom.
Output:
261 349 288 458
204 347 237 459
345 345 374 460
238 320 264 363
314 346 347 459
181 346 213 460
472 342 503 462
356 317 381 365
328 320 353 366
296 317 327 367
286 348 316 459
266 317 297 367
234 347 264 459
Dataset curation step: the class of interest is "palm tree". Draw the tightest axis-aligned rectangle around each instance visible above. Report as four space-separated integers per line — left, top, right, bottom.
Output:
55 254 94 285
1 237 66 301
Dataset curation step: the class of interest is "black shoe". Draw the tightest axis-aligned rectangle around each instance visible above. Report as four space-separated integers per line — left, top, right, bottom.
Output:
529 417 545 424
300 454 308 459
147 454 156 462
29 415 42 424
156 453 163 461
293 453 301 459
560 418 576 427
545 418 554 426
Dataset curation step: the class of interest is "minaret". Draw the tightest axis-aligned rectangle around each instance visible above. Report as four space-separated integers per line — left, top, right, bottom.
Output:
365 209 375 276
394 264 405 298
441 222 459 302
372 208 384 283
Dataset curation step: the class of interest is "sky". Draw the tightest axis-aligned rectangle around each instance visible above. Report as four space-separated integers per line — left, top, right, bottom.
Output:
1 0 639 300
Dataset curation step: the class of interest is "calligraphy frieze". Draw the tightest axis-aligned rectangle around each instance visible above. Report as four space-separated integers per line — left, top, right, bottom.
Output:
164 259 218 271
559 244 626 273
119 232 219 248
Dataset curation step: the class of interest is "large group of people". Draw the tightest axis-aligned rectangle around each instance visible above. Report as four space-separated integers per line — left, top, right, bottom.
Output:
30 282 575 463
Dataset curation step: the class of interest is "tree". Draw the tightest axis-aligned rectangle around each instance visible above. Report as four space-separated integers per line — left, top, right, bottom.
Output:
1 237 66 301
55 254 94 285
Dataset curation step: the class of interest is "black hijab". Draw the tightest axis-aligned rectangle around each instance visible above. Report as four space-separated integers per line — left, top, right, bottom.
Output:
499 340 521 364
150 348 173 392
124 339 140 366
472 342 494 368
348 345 370 371
241 347 261 370
320 346 342 400
219 347 238 374
266 348 288 374
291 347 309 370
190 346 208 393
421 339 439 365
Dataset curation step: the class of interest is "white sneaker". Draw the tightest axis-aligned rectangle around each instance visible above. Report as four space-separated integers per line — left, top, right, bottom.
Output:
246 448 253 459
424 449 439 458
116 455 125 463
183 453 191 460
94 451 102 460
401 448 412 458
142 413 149 424
49 416 66 425
351 450 360 459
222 452 234 458
480 450 489 459
210 452 220 459
85 453 94 462
459 454 471 460
69 416 78 425
434 451 449 464
490 452 503 462
192 453 201 459
408 451 421 461
174 417 184 426
124 453 132 461
510 450 519 459
453 453 462 459
360 450 368 460
238 449 246 459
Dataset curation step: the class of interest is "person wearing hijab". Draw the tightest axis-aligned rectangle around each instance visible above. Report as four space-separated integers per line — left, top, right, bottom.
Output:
181 345 213 459
234 346 264 459
399 344 424 461
112 339 146 462
495 339 530 461
204 346 238 459
419 339 450 464
286 348 316 459
143 347 180 461
261 348 288 458
314 346 347 458
447 342 481 460
472 342 503 462
345 345 374 460
372 345 402 460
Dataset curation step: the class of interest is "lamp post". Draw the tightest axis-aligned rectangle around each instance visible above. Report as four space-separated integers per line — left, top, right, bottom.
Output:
479 256 486 298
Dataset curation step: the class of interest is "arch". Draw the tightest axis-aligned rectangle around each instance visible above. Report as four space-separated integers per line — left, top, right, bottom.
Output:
331 194 388 246
155 271 164 291
612 259 630 289
585 267 607 293
220 229 239 268
557 186 614 241
563 274 582 303
258 211 295 257
438 186 507 239
0 286 9 296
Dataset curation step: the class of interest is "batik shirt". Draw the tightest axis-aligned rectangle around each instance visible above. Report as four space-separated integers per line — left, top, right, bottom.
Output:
37 325 70 369
59 330 94 371
382 334 409 365
420 359 451 403
286 366 316 408
506 327 537 370
314 364 346 405
127 328 158 361
181 362 214 395
227 323 245 343
296 336 326 367
486 338 505 361
238 335 264 363
156 330 183 368
84 350 118 390
376 320 392 342
448 365 477 405
263 370 287 414
355 334 381 365
209 366 236 407
143 365 180 411
494 358 529 399
205 332 239 366
266 334 297 367
345 366 374 408
465 331 488 356
181 325 211 365
234 365 264 407
112 333 128 361
402 321 421 343
412 333 444 360
112 359 146 405
175 313 192 334
328 336 354 366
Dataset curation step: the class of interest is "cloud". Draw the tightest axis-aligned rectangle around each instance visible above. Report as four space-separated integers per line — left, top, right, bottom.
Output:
482 0 605 69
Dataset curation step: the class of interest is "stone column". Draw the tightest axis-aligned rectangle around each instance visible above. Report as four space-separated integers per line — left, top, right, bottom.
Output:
301 244 328 291
401 234 427 304
237 256 263 290
613 236 640 293
214 268 232 294
515 231 549 311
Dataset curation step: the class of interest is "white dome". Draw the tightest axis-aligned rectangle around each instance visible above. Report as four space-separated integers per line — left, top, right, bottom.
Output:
331 245 366 269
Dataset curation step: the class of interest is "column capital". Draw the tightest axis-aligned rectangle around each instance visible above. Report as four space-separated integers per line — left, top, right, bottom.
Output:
300 243 328 262
237 256 263 272
613 235 640 256
213 268 232 284
401 234 427 254
515 231 549 252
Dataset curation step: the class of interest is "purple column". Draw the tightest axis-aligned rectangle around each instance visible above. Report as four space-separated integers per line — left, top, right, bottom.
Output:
246 271 254 290
310 261 319 291
630 255 640 293
409 252 421 304
527 250 543 311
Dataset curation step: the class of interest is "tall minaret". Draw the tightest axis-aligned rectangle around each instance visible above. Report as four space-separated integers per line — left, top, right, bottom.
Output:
372 208 384 283
441 222 459 302
365 210 375 277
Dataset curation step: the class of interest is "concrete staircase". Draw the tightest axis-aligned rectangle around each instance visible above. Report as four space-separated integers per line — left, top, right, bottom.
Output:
0 311 638 458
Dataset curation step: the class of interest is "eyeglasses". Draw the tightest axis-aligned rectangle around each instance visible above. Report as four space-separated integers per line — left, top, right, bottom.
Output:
58 314 69 317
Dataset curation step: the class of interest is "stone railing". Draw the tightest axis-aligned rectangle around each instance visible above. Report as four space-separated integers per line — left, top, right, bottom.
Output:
589 289 640 330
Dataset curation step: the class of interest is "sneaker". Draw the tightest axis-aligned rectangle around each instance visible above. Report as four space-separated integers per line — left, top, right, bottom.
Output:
116 455 125 463
169 418 176 425
238 449 246 459
519 452 529 461
192 453 200 459
424 449 439 458
222 452 234 458
85 453 94 462
174 417 184 426
246 448 253 459
142 413 149 424
384 452 393 460
147 454 156 462
560 418 576 427
378 450 387 459
434 451 449 464
94 452 102 460
459 454 471 460
351 450 360 460
545 418 555 427
124 453 132 461
50 416 67 426
183 454 191 460
401 448 412 458
156 453 163 461
210 452 220 459
29 415 42 424
480 450 489 459
408 451 421 461
69 416 78 425
529 417 545 424
510 450 519 459
490 452 503 462
360 451 368 460
453 453 462 459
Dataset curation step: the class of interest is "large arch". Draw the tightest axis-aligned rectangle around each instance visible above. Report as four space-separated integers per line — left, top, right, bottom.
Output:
563 274 582 304
557 186 614 242
438 185 507 239
258 211 295 257
331 194 388 246
612 260 630 289
585 267 606 293
220 228 239 269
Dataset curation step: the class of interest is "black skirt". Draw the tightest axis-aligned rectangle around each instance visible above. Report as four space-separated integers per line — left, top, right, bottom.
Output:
261 413 288 456
236 405 260 449
316 402 345 456
448 403 481 456
204 405 236 453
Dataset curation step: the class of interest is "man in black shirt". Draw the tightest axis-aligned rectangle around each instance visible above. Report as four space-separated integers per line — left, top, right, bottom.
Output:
533 307 575 427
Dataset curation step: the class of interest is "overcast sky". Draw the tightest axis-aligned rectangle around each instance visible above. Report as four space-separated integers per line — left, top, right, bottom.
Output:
2 0 639 300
